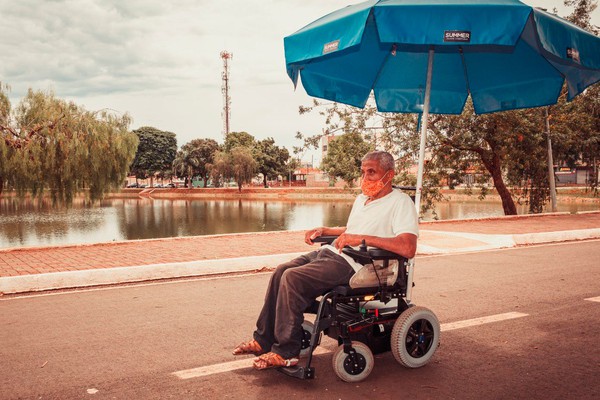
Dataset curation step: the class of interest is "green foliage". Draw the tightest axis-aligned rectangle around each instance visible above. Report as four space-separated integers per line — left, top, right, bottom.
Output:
0 86 138 205
564 0 599 34
230 146 258 191
209 150 230 188
211 132 290 190
130 126 177 181
255 138 290 187
210 147 257 191
321 131 373 187
173 138 220 187
224 131 256 152
552 85 600 194
296 0 600 214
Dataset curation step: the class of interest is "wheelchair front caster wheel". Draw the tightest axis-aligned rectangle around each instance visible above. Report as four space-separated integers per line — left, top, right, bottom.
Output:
391 306 440 368
332 342 374 382
299 320 315 357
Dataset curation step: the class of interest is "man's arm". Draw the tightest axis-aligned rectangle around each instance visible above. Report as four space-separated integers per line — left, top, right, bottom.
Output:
333 232 418 259
304 226 347 245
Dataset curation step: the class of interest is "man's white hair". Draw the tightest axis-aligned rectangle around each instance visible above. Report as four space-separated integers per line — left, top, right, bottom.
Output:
362 151 395 171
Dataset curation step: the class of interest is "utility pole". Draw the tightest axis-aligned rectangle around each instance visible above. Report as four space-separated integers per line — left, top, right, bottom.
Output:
221 51 232 138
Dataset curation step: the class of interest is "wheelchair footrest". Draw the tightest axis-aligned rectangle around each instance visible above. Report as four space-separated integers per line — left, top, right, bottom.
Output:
277 365 315 379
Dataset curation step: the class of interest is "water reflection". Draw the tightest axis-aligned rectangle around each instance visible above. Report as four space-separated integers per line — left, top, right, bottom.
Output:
0 198 355 248
1 197 597 249
0 197 117 248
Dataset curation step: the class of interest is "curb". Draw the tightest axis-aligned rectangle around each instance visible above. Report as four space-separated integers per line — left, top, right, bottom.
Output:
2 228 600 295
0 252 305 295
512 228 600 246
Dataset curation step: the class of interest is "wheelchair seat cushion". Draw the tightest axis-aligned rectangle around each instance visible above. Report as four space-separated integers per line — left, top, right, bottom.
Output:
349 259 399 289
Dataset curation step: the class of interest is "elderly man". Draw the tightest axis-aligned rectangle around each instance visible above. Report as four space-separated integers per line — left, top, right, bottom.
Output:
232 151 418 370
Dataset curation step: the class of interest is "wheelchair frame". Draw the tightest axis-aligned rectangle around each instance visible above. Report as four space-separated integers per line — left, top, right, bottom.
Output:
278 235 440 382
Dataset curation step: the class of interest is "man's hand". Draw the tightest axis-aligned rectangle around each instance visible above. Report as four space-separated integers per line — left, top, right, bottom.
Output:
333 233 363 252
305 228 324 245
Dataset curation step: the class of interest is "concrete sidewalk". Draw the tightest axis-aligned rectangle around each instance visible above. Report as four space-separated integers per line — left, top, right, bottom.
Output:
1 211 599 295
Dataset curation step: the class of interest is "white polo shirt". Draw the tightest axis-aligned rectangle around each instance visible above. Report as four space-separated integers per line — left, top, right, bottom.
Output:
322 189 419 272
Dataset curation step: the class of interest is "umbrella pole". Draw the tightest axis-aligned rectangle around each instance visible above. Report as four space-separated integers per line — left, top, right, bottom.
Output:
545 107 558 212
414 47 434 216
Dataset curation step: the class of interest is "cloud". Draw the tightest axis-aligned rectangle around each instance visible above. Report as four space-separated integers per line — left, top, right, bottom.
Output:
1 0 597 160
0 0 210 98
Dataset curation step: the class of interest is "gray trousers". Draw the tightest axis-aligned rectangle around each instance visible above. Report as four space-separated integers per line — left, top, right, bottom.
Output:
253 248 355 359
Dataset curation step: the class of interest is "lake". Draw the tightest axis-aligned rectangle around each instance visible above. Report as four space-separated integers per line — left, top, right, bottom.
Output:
1 197 598 249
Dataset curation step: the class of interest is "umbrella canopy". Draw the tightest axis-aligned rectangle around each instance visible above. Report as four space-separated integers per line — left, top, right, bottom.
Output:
284 0 600 212
285 0 600 115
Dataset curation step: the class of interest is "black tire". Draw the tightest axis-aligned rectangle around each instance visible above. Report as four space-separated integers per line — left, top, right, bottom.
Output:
299 320 315 357
391 306 440 368
332 342 374 382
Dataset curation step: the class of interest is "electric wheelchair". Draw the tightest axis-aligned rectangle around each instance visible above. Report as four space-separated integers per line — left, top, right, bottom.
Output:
279 207 440 382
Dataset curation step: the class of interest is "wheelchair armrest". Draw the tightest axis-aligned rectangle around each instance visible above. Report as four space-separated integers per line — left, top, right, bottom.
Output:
341 247 373 265
312 235 338 245
313 236 406 264
343 246 406 265
368 248 405 260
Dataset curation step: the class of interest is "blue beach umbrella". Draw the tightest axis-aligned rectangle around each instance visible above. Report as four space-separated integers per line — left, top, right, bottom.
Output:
284 0 600 212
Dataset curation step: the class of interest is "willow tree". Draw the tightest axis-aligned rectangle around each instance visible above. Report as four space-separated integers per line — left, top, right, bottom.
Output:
0 86 138 204
210 147 257 192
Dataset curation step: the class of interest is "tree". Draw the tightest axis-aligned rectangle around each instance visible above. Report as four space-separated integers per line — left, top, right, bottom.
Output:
322 132 373 187
0 86 138 204
255 138 290 187
297 0 600 214
564 0 599 34
130 126 177 186
173 138 220 188
224 131 256 152
209 147 257 192
428 104 550 215
211 131 259 191
230 146 258 192
209 150 230 188
172 148 193 188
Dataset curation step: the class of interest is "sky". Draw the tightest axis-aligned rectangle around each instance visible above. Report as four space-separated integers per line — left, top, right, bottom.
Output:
1 0 598 166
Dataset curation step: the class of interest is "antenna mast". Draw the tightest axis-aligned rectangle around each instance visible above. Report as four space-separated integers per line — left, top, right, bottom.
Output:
220 51 232 138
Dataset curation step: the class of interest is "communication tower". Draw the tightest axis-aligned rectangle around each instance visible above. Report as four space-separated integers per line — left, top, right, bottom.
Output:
220 51 232 138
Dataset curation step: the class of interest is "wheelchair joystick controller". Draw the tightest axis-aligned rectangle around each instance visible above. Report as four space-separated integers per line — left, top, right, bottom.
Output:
359 239 367 252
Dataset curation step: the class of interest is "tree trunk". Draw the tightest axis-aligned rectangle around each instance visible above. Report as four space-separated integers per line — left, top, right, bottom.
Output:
481 154 518 215
263 175 268 188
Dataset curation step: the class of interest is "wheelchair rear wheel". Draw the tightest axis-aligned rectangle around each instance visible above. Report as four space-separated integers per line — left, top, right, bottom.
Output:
390 306 440 368
332 342 374 382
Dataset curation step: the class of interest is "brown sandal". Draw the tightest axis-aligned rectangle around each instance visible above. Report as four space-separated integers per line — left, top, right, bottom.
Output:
232 340 264 356
253 352 299 370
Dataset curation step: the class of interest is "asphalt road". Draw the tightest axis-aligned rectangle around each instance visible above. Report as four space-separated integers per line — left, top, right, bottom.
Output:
2 240 599 400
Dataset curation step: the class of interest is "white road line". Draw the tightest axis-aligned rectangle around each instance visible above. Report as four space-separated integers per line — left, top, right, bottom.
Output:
173 359 253 380
440 312 529 332
173 347 331 379
172 311 529 380
585 296 600 303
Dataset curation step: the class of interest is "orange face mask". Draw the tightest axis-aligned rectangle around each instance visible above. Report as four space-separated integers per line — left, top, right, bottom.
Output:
361 171 390 198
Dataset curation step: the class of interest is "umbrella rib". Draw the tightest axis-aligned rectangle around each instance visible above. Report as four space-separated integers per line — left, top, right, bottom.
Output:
370 43 398 97
458 46 472 99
